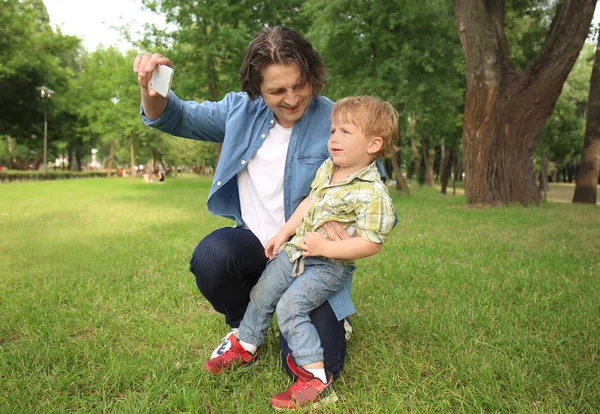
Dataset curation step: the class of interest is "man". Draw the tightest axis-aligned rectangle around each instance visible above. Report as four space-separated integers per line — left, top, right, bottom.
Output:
134 26 357 380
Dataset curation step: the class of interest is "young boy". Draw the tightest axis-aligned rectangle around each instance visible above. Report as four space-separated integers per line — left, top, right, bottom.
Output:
204 96 398 410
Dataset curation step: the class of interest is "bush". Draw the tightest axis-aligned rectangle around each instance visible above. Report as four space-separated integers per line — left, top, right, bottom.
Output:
0 169 115 183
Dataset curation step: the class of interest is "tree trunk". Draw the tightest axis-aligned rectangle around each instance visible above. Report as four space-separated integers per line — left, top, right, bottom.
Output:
421 136 435 186
567 164 575 183
441 147 455 195
452 157 462 196
160 154 169 175
538 152 549 200
106 140 114 178
438 139 445 180
76 150 82 172
573 35 600 204
129 135 135 179
7 136 16 169
390 153 410 195
454 0 596 205
67 145 73 171
152 150 159 173
410 136 420 178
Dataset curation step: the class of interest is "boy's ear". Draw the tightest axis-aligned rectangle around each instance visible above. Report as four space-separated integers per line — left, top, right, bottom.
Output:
367 137 383 155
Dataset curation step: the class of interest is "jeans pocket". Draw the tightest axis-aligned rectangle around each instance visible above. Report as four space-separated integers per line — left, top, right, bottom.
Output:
305 263 351 306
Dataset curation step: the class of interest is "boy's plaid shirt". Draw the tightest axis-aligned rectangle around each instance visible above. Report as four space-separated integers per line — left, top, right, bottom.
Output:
284 158 396 264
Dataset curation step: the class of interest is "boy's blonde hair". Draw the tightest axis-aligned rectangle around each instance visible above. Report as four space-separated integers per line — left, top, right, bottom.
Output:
331 96 399 158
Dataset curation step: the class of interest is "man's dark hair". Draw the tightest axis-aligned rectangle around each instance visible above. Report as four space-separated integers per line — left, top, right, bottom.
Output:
239 26 326 100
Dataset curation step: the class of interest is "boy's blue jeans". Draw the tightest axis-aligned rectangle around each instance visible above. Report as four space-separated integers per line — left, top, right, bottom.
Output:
238 251 355 367
190 227 347 379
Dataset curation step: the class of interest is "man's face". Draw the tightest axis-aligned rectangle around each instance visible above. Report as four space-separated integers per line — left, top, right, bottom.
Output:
259 63 314 128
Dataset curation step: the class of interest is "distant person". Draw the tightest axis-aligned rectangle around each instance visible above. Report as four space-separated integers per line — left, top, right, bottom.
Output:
158 171 165 182
133 26 391 393
204 96 397 409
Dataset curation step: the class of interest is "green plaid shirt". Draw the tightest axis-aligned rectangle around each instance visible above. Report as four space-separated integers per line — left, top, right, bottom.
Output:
283 158 395 264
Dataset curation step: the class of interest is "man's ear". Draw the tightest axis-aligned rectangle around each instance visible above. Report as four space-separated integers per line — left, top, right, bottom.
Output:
368 137 383 155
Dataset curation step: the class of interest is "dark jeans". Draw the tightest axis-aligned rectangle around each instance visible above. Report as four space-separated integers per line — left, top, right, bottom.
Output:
189 226 346 379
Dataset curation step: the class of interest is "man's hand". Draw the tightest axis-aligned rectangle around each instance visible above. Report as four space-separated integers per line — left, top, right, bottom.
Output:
133 53 173 97
133 53 173 120
301 232 329 257
321 221 352 241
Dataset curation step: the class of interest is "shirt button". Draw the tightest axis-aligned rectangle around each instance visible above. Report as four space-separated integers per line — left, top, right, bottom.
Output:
261 133 266 138
241 160 246 165
270 120 274 124
217 181 222 186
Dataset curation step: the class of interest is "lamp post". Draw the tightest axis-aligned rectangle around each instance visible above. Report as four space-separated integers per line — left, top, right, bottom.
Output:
37 86 55 174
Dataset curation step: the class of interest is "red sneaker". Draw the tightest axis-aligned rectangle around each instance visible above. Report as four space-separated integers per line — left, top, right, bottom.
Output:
270 354 338 410
203 333 257 374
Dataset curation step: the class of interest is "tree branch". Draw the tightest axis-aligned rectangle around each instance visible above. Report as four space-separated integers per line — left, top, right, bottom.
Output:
523 0 596 87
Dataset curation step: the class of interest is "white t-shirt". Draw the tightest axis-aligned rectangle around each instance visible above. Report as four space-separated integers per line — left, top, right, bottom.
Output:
237 122 292 246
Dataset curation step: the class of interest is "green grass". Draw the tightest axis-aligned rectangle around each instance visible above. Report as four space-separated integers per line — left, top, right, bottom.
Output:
1 177 599 413
545 183 600 204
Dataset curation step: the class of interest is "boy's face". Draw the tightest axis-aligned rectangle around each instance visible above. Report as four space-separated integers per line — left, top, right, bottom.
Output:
259 63 313 128
328 117 382 172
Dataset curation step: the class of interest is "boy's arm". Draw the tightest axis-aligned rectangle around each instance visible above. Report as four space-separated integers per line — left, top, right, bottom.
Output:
280 197 310 239
301 232 381 261
264 197 311 259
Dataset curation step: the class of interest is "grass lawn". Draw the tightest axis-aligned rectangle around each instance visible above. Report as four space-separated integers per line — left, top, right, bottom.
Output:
1 176 598 413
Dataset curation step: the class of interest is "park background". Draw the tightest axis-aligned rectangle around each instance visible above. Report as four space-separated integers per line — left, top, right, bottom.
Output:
1 0 599 412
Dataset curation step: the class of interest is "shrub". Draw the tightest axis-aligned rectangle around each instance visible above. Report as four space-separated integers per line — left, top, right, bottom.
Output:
0 170 115 183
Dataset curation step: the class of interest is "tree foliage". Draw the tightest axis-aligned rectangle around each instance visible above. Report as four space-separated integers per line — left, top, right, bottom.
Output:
139 0 308 101
538 44 593 174
0 0 81 168
1 0 597 194
305 0 464 189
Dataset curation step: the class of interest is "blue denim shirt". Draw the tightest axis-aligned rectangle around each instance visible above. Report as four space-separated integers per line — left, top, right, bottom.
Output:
141 91 357 320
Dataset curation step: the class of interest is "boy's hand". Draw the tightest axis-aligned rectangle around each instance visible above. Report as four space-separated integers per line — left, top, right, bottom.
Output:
264 232 289 259
301 232 329 257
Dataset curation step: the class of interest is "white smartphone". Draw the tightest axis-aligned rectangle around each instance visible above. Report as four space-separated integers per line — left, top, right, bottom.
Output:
149 65 174 97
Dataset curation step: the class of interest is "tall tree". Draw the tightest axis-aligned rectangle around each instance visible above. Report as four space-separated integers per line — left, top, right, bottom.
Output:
537 44 592 188
454 0 596 205
74 47 147 176
305 0 464 188
573 36 600 204
0 0 80 168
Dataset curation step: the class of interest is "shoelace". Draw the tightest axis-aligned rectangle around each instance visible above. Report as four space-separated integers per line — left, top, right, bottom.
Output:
220 331 233 343
289 377 314 393
220 347 242 364
213 329 238 357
